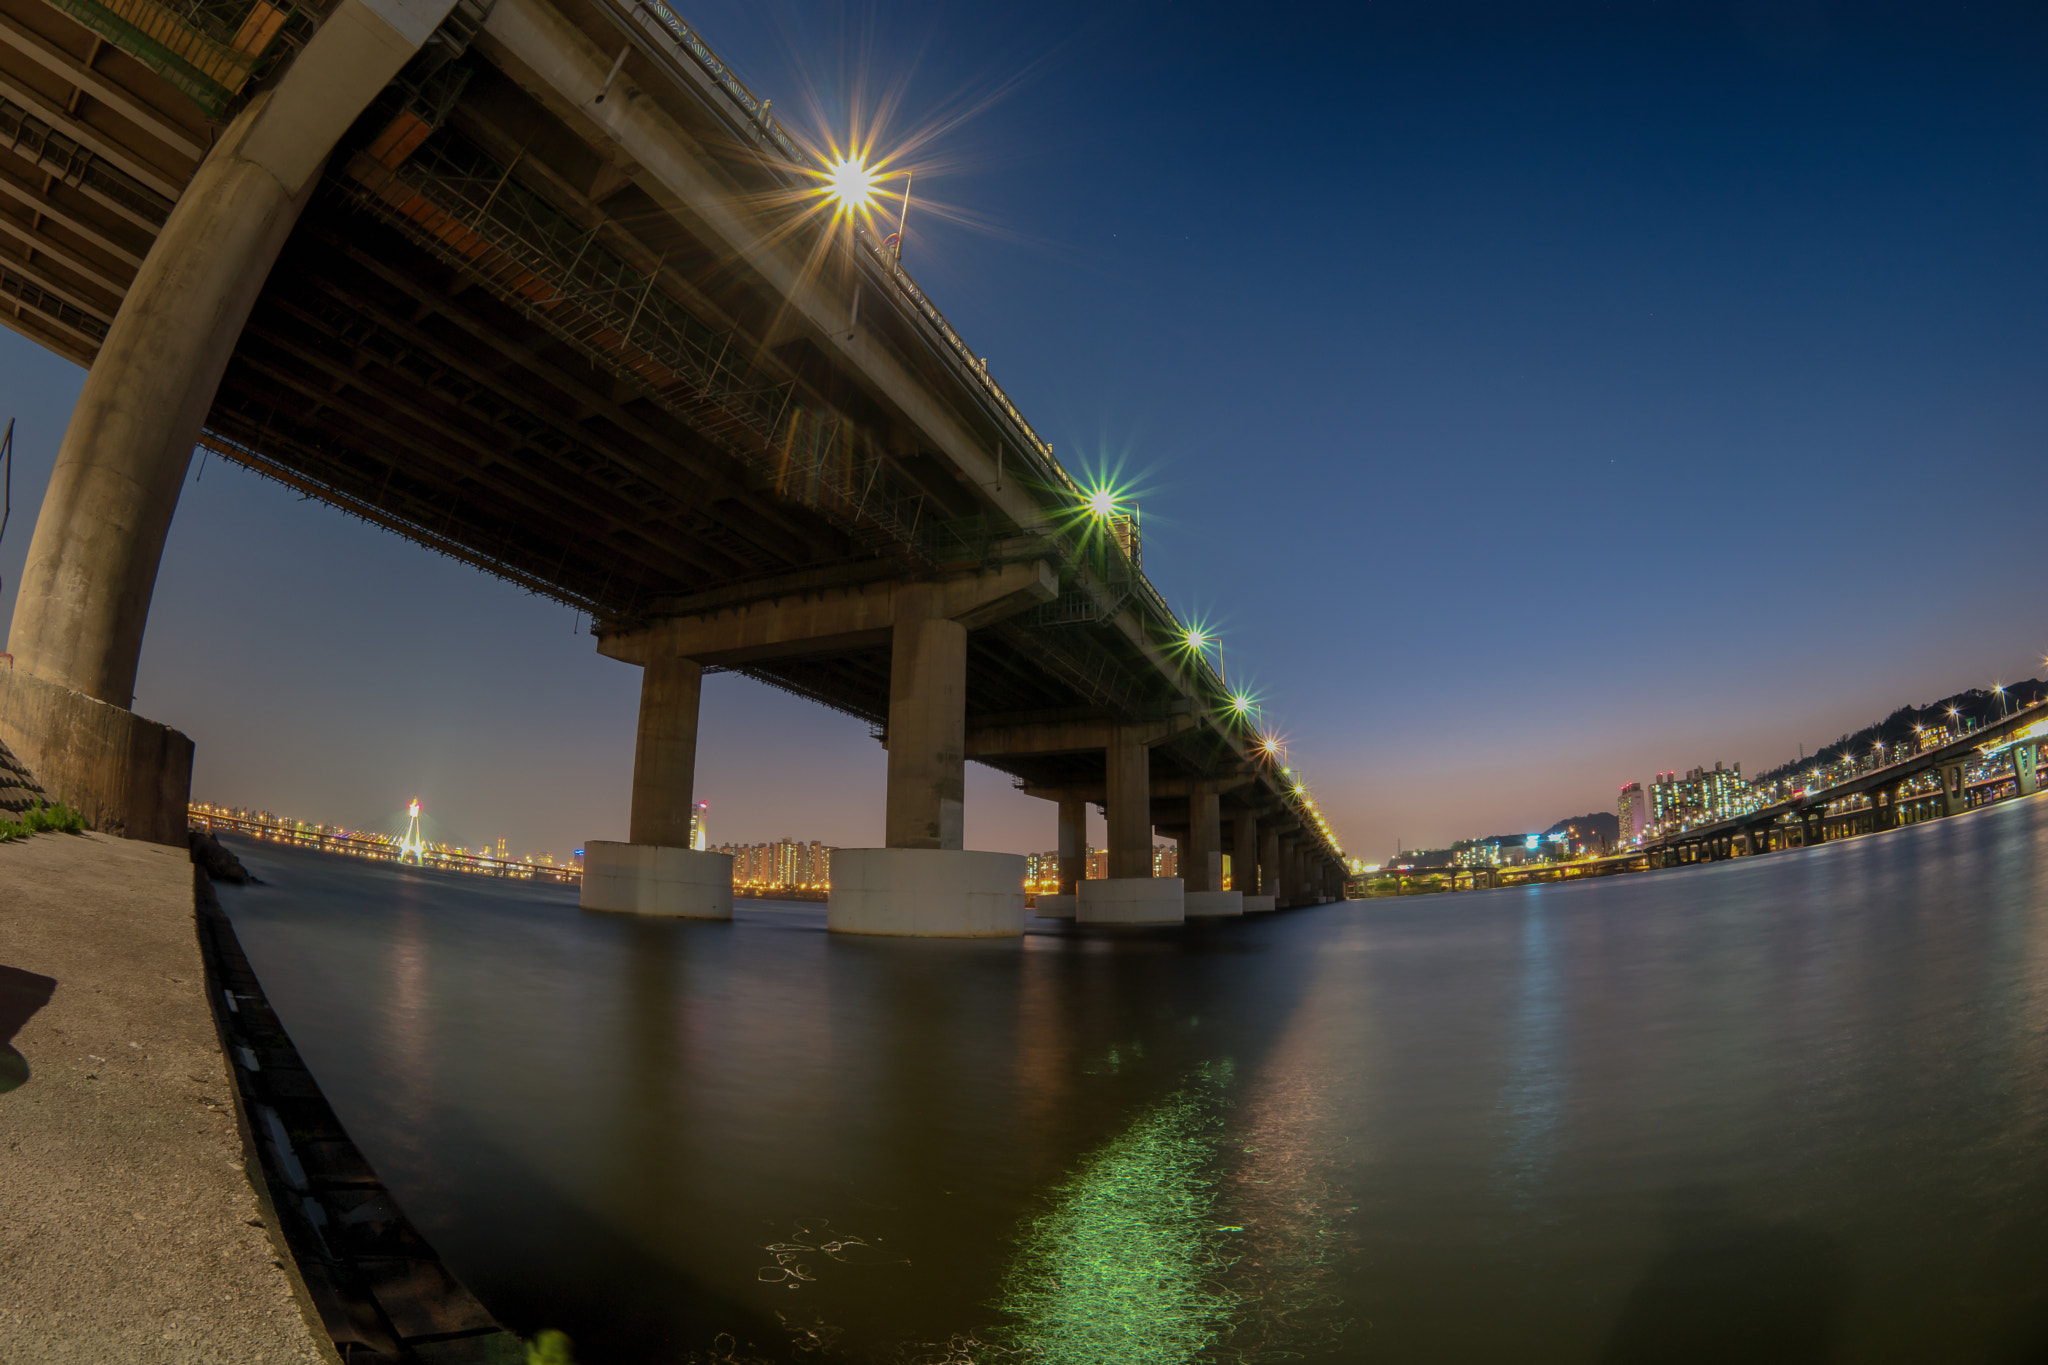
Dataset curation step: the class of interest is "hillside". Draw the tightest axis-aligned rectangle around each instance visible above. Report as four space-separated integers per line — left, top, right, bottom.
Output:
1753 677 2047 785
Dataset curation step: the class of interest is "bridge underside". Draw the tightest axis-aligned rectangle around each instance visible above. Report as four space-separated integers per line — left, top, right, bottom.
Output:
0 0 1345 898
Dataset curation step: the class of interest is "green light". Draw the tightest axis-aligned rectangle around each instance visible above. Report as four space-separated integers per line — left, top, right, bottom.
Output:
995 1066 1236 1364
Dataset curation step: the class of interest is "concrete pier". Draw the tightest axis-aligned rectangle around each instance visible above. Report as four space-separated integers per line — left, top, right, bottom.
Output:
1078 876 1185 925
580 841 734 919
828 848 1026 937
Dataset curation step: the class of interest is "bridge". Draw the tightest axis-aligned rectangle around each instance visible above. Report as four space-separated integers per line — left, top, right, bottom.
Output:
0 0 1347 933
1640 700 2047 864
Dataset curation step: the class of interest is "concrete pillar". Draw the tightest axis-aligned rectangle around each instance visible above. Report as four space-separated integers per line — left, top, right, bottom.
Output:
829 583 1023 936
1187 790 1222 893
1234 811 1273 911
1942 761 1967 816
1058 798 1087 892
1078 724 1182 923
884 585 967 850
1259 826 1281 909
0 0 456 838
2017 743 2040 797
628 656 703 848
1183 788 1240 916
585 654 733 919
1031 794 1087 920
1104 724 1153 878
1231 812 1257 892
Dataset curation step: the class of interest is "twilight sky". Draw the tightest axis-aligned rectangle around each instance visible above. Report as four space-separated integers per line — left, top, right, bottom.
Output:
2 0 2044 862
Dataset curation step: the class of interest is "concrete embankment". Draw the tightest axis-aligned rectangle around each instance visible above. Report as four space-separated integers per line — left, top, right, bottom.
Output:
0 830 333 1363
2 825 527 1363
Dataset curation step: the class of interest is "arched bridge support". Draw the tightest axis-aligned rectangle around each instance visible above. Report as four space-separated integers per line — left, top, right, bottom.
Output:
0 0 460 843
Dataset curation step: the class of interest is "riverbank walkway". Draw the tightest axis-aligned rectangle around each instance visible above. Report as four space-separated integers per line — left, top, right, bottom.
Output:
0 829 332 1363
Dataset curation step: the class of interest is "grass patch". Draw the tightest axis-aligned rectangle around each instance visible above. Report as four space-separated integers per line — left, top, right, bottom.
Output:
0 799 88 841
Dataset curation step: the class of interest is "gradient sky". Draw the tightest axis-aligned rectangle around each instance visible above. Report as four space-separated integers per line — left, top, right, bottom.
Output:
2 0 2044 862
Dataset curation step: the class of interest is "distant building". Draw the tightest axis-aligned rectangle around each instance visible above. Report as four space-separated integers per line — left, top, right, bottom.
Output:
1025 850 1061 895
1152 844 1177 878
689 801 709 851
716 838 831 892
1617 782 1648 844
1650 762 1756 836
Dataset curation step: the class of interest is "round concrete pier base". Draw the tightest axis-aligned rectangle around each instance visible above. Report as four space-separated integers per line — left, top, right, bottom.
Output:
580 842 733 919
1078 877 1185 925
1241 895 1277 913
1184 890 1244 918
828 849 1026 937
1033 893 1077 919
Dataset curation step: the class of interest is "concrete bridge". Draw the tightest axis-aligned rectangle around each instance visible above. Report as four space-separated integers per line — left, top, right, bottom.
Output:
0 0 1347 932
1643 701 2046 864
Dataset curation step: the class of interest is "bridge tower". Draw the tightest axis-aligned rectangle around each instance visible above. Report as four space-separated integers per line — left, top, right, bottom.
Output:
395 800 427 866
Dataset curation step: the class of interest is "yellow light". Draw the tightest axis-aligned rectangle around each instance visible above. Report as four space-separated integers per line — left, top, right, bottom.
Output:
826 155 879 212
1087 488 1117 518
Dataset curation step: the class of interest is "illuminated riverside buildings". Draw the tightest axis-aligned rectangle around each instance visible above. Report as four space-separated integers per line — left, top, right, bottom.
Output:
1026 846 1177 893
716 839 832 894
1649 762 1760 836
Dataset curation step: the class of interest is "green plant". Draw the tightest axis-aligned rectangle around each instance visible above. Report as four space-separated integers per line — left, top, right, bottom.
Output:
0 800 86 839
525 1330 575 1365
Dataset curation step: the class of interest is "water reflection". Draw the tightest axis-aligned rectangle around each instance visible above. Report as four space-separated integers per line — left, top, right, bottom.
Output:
215 796 2048 1364
995 1063 1236 1365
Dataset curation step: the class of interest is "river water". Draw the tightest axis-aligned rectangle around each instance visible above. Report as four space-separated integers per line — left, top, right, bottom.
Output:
217 796 2048 1364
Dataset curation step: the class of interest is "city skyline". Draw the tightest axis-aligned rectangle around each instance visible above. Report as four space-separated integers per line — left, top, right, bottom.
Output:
3 0 2044 860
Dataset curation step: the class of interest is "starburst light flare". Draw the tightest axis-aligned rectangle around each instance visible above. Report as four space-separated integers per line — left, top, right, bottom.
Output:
826 154 881 212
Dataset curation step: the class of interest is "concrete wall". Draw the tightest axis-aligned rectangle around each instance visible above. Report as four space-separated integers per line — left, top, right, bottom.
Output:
0 668 191 845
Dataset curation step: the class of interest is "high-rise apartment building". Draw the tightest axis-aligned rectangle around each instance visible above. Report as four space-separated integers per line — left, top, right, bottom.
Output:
716 839 832 892
1617 782 1648 844
1650 762 1755 836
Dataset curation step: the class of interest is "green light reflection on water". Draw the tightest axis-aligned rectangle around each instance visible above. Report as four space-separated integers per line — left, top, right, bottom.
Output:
995 1063 1237 1365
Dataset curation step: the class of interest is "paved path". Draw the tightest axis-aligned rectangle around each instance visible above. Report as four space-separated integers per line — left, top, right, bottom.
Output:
0 831 333 1364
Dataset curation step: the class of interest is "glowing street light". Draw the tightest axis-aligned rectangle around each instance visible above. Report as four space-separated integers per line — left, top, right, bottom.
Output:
825 154 881 213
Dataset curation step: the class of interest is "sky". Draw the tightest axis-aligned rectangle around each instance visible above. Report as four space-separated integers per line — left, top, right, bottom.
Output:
2 0 2044 862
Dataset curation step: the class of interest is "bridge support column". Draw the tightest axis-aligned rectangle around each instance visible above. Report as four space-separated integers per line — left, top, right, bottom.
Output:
0 0 459 843
1235 812 1273 911
1942 761 1968 816
1259 827 1282 909
1079 724 1183 924
583 654 734 918
1184 788 1241 917
833 586 1023 936
2017 743 2040 798
1033 796 1088 919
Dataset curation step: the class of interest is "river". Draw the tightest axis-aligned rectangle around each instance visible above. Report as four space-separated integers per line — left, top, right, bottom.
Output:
216 795 2048 1363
